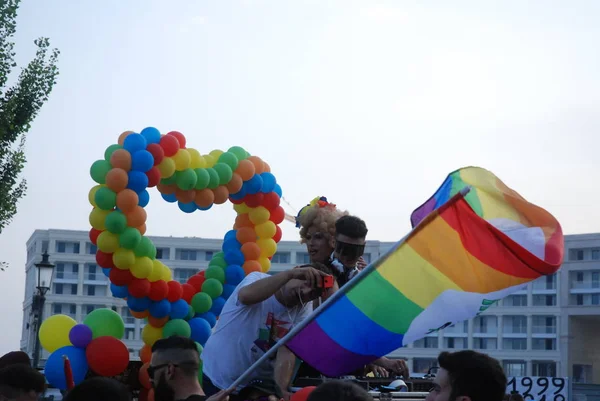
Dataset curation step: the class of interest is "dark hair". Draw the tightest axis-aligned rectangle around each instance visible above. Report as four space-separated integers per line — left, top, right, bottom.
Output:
152 335 198 353
438 351 507 401
335 215 368 240
151 336 200 377
0 351 30 370
307 381 372 401
64 377 130 401
0 364 46 397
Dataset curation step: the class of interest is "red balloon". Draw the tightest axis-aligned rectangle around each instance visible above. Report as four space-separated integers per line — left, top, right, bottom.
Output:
86 336 130 377
89 228 102 245
244 193 264 208
181 283 196 303
146 143 164 166
96 251 115 269
139 388 149 401
167 131 186 148
146 167 161 188
167 281 183 302
228 196 244 205
273 225 282 243
110 269 134 286
149 280 169 301
262 192 281 211
290 386 316 401
159 135 180 157
269 206 285 224
129 279 151 298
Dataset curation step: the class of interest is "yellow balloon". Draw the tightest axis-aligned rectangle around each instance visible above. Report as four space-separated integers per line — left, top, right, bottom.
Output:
257 238 277 258
89 208 111 231
255 221 277 239
97 231 119 253
131 256 153 279
233 203 250 214
203 154 216 168
142 324 163 347
249 207 270 225
172 149 191 171
160 265 173 281
188 149 206 169
157 157 176 179
258 256 271 273
39 314 76 353
88 185 102 207
113 248 135 270
148 260 164 282
209 149 224 159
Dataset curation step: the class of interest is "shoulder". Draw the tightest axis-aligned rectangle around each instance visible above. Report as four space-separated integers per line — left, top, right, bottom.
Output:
239 272 270 286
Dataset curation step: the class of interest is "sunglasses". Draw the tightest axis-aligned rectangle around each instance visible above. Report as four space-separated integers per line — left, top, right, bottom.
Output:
147 361 198 378
335 240 365 260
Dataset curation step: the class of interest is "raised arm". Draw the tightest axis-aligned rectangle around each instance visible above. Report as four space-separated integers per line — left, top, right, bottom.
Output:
274 345 297 401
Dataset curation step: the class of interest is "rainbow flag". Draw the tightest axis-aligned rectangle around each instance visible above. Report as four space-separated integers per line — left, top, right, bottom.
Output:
286 167 563 377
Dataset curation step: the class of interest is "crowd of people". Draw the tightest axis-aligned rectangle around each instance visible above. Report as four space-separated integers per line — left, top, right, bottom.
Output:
0 197 526 401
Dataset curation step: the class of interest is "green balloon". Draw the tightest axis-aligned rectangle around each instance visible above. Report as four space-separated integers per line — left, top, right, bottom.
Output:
194 169 210 190
185 304 195 321
195 341 203 356
104 144 122 161
213 163 233 186
90 160 112 184
228 146 248 161
161 175 177 185
214 251 225 259
208 256 227 269
94 187 117 210
83 308 125 339
105 211 127 234
202 279 223 299
119 227 142 249
218 152 239 171
163 319 191 338
176 168 197 191
134 236 156 258
191 292 213 314
198 359 203 385
205 266 225 283
205 168 220 190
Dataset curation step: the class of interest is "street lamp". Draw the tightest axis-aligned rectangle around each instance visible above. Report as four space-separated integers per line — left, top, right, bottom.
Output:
32 251 55 369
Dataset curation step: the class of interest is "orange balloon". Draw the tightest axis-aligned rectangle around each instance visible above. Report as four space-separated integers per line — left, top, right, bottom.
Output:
127 206 147 227
234 213 253 229
131 309 149 319
247 156 265 174
263 162 271 173
110 149 132 171
116 189 139 213
235 160 256 181
243 260 262 275
148 316 169 328
105 168 129 193
236 227 256 244
195 189 215 208
139 363 152 389
137 224 147 235
140 345 152 364
118 131 134 145
241 242 261 260
176 189 195 204
212 186 229 205
226 173 243 194
157 183 176 195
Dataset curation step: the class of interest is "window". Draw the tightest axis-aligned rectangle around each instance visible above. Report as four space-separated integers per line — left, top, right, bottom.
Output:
473 338 497 350
532 338 556 351
503 338 527 350
156 248 170 260
445 337 467 349
503 316 527 334
87 242 97 254
53 304 61 314
576 294 584 305
69 304 76 315
271 252 291 264
85 285 107 297
54 283 63 295
576 271 584 282
413 358 437 374
413 337 438 349
533 361 557 377
57 242 66 253
503 295 527 307
503 360 526 377
177 249 197 261
121 309 135 325
532 316 556 334
73 264 79 274
593 250 600 260
87 286 95 296
593 294 600 305
362 253 371 264
443 321 469 334
572 249 585 261
593 272 600 288
573 364 592 383
125 328 136 340
533 294 556 306
296 252 311 264
205 251 214 261
73 242 80 253
70 284 77 295
174 269 196 284
473 316 497 334
42 240 49 252
52 303 76 318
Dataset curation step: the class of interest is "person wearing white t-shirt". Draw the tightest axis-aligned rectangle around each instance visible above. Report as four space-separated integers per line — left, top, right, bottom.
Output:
201 264 335 401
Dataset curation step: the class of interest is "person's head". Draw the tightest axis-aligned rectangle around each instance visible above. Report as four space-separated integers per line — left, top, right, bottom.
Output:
279 263 334 307
426 351 507 401
334 215 368 268
150 336 201 401
0 352 30 371
306 381 372 401
297 197 348 264
63 377 130 401
0 364 45 401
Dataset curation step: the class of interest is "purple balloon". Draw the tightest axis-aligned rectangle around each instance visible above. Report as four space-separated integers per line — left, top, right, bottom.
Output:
69 324 93 348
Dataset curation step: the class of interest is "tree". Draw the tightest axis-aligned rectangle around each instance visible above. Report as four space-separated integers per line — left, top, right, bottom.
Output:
0 0 59 249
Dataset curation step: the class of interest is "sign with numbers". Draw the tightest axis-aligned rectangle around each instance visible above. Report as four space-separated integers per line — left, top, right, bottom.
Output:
507 377 568 400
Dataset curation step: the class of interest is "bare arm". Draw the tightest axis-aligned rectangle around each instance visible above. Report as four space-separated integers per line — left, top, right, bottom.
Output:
274 346 296 401
238 270 294 305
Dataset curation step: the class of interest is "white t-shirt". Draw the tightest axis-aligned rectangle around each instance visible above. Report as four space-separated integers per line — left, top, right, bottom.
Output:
202 272 312 391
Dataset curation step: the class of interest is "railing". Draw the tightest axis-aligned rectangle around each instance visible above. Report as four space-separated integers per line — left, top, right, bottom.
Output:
55 272 79 280
571 281 600 290
532 325 557 334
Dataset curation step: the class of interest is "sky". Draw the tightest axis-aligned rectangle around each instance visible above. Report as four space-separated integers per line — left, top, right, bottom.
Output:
1 0 599 354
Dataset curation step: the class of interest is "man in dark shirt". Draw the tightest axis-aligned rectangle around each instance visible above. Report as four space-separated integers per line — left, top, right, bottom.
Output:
327 215 369 287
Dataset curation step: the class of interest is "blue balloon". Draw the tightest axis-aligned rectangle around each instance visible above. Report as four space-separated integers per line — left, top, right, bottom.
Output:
224 250 245 266
127 296 151 312
229 187 246 200
189 317 212 346
224 230 237 242
178 202 197 213
222 238 241 253
170 299 190 319
197 312 217 328
222 284 236 300
225 265 245 285
102 268 111 278
141 127 161 144
138 189 150 207
244 174 263 195
45 346 88 390
209 297 226 316
260 173 276 193
274 184 282 197
131 150 154 172
197 204 212 211
123 133 147 153
110 283 128 298
127 171 149 193
161 192 177 203
150 299 172 318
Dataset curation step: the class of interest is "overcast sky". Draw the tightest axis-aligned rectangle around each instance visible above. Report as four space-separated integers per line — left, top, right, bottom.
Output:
1 0 598 354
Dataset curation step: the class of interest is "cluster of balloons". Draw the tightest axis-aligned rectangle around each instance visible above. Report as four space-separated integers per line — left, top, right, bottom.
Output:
39 309 129 390
88 128 285 357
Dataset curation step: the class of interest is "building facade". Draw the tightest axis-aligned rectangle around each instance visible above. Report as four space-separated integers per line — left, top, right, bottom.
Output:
20 230 600 383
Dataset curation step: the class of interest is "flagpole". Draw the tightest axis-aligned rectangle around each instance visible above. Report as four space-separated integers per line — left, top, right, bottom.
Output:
228 187 471 391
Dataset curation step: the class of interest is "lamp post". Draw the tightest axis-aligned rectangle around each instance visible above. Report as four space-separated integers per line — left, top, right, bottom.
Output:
32 251 55 369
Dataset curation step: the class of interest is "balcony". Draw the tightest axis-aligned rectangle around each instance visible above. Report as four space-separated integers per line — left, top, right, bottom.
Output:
532 325 556 335
54 272 79 281
571 281 600 292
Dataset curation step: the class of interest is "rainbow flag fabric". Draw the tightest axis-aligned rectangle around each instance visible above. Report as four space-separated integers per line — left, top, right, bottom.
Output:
286 167 563 377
